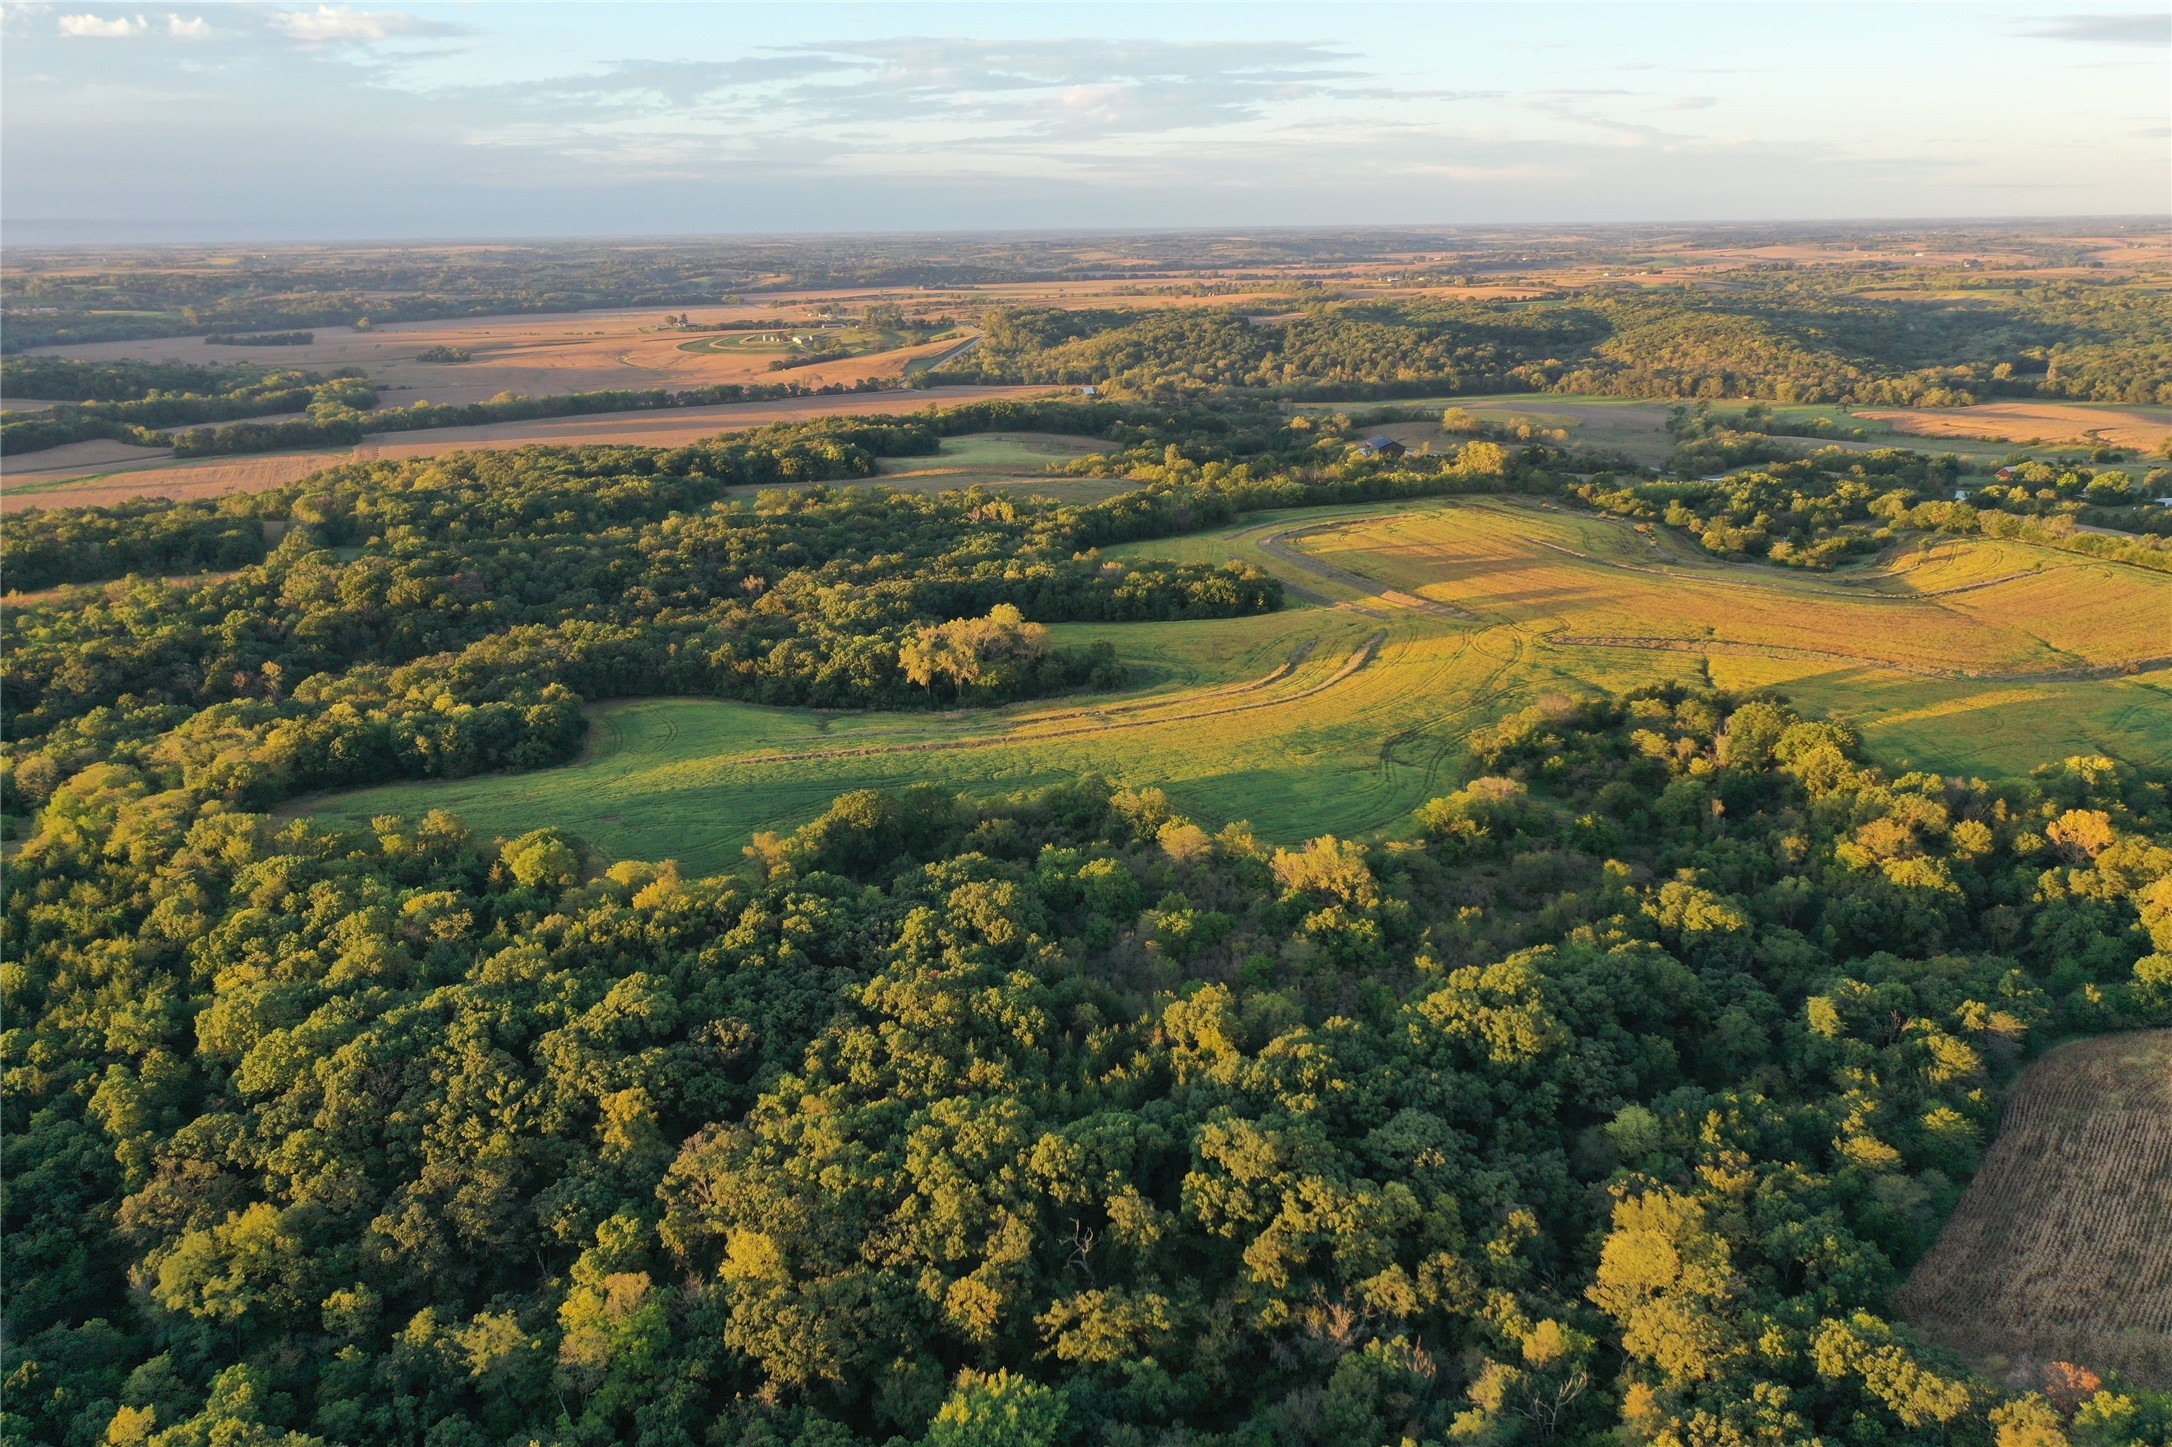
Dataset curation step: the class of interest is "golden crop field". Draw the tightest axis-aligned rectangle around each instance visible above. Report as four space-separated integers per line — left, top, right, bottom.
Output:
1897 1031 2172 1389
17 304 981 405
300 497 2172 873
1292 500 2172 678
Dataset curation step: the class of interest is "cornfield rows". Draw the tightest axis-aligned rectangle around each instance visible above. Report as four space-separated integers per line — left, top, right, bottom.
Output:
1896 1030 2172 1388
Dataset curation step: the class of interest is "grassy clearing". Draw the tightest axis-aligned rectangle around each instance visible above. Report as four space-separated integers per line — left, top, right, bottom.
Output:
1296 393 1682 464
878 432 1100 470
302 608 1420 873
1896 1030 2172 1389
298 498 2172 872
677 325 925 365
1290 392 2113 469
674 332 798 355
870 432 1130 502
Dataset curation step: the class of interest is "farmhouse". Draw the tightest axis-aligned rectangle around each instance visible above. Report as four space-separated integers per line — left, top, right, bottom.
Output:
1359 435 1407 457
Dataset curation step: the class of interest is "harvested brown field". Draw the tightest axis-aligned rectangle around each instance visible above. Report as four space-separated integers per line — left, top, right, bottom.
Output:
1857 402 2172 453
1896 1030 2172 1388
0 386 1061 512
23 308 988 407
15 274 1315 406
2 437 174 479
1 452 337 513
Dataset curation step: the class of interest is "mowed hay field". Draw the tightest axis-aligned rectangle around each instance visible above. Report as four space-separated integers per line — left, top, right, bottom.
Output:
1855 401 2172 453
1297 394 1686 465
1293 501 2172 678
1897 1031 2172 1388
2 449 338 513
871 432 1134 503
298 498 2172 873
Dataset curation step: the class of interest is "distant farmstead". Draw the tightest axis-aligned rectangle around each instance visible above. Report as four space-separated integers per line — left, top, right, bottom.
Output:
1359 435 1407 457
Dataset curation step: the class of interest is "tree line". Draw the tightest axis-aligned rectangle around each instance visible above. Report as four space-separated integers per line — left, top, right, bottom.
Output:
1578 445 2172 572
0 360 373 457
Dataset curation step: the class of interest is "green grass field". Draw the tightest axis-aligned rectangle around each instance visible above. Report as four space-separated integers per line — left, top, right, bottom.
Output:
1301 392 2086 470
298 495 2172 874
675 325 922 360
870 433 1129 502
675 332 798 355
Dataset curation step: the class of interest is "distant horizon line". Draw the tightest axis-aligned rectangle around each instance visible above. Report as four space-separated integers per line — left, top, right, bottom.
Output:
3 213 2164 252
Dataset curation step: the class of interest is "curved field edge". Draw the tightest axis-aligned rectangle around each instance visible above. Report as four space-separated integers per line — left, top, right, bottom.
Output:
1895 1030 2172 1389
293 501 2172 874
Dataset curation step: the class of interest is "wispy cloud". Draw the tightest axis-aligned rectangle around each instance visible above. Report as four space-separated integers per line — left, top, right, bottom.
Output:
267 5 462 43
436 35 1383 151
2016 12 2172 44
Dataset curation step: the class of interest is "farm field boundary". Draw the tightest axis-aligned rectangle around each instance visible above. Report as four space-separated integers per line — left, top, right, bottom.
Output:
1897 1030 2172 1389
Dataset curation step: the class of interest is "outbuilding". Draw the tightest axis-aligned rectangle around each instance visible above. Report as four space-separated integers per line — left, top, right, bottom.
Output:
1359 435 1407 457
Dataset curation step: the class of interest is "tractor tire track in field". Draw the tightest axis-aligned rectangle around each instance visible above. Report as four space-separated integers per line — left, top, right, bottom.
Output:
708 632 1387 770
1257 523 1476 620
1021 639 1321 726
1374 625 1534 794
1545 633 2172 683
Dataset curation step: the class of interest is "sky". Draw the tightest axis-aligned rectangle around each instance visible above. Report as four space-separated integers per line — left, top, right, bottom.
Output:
2 1 2167 243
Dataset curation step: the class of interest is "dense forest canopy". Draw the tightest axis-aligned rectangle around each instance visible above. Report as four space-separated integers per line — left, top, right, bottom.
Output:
953 286 2172 407
4 252 2171 1447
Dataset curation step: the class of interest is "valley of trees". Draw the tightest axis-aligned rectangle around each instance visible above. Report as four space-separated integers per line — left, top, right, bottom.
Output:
953 285 2172 408
4 387 2172 1446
